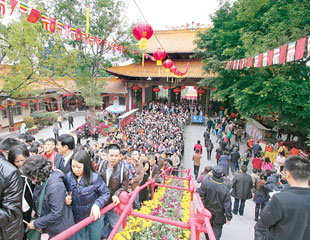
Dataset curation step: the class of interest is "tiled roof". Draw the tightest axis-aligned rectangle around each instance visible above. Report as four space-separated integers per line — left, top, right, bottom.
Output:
146 28 208 53
0 65 125 94
106 59 213 79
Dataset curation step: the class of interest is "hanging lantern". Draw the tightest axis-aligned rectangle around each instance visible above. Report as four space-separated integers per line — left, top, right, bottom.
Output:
20 102 28 107
153 87 160 99
163 59 173 82
133 23 153 67
132 86 140 97
153 49 166 66
162 86 168 90
132 86 140 91
194 86 198 90
197 89 205 101
133 23 153 49
181 86 186 90
173 88 181 98
45 99 51 103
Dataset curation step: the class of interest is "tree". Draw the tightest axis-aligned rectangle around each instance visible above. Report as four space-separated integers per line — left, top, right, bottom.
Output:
196 0 310 145
45 0 137 122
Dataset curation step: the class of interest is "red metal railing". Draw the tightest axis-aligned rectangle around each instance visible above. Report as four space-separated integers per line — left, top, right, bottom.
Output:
51 168 215 240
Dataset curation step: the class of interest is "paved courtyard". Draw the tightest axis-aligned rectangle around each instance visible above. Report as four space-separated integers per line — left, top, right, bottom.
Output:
183 124 255 240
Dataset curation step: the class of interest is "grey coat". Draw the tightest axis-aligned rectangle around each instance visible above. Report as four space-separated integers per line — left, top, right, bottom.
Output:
33 170 75 239
231 171 253 200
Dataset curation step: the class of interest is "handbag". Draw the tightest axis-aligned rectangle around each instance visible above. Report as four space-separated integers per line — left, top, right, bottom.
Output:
26 178 49 240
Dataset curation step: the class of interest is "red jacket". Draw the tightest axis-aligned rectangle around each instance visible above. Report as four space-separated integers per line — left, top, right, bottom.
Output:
252 157 262 170
194 143 203 154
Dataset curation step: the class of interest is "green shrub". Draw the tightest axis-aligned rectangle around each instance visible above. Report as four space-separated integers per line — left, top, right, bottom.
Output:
23 116 34 128
30 112 57 126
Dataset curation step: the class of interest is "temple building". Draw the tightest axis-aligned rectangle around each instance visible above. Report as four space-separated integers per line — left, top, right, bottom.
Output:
106 27 215 112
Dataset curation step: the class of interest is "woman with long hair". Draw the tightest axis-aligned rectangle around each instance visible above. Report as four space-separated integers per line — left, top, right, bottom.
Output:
8 145 34 240
253 172 270 221
65 150 110 240
21 155 75 239
139 160 151 203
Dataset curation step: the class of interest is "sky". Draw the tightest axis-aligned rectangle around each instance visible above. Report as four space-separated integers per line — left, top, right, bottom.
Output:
125 0 221 30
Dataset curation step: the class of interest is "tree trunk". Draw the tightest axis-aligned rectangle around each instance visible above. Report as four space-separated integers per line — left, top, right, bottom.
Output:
89 105 96 126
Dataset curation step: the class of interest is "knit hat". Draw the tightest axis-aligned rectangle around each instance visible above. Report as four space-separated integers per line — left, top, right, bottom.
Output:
212 165 224 178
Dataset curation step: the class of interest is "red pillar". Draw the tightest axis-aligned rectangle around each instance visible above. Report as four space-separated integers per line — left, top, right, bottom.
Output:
106 96 110 107
126 93 129 112
75 95 79 111
142 86 145 108
36 100 40 111
57 96 61 111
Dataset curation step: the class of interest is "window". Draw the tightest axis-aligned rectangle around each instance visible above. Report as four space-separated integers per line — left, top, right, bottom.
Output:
2 105 22 119
119 97 125 105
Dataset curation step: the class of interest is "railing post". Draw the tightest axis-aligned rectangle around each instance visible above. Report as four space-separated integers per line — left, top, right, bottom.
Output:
151 182 155 200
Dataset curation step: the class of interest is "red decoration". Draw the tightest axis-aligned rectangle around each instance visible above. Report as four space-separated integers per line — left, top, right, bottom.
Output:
162 86 168 90
153 49 166 66
219 106 225 111
212 87 217 91
133 23 153 49
181 86 186 90
194 86 198 90
132 86 140 91
20 102 27 107
27 9 40 23
62 93 74 97
197 89 205 95
45 99 51 102
112 97 117 101
231 112 236 118
163 59 173 70
153 87 160 93
173 88 181 94
170 66 177 74
0 106 2 110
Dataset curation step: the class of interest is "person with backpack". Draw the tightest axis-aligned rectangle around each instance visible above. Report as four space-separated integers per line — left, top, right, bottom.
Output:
65 150 110 240
253 172 270 221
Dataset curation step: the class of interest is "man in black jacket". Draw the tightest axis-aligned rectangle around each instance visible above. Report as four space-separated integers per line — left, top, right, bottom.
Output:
68 114 74 130
231 165 253 216
254 156 310 240
198 165 232 240
56 134 75 174
0 155 24 240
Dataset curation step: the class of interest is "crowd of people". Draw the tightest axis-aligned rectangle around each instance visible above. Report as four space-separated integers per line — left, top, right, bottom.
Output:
195 117 310 240
0 100 193 240
1 98 309 240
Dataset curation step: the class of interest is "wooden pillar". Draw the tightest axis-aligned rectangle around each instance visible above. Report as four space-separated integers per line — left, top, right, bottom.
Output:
57 96 61 111
142 86 146 108
36 100 40 111
126 92 129 112
205 89 210 116
106 96 109 107
75 95 79 111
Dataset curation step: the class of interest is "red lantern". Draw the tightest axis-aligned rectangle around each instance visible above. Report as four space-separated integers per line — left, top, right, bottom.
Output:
212 87 217 91
132 86 140 91
194 86 198 90
197 89 205 101
181 86 186 90
163 60 173 72
162 86 168 90
173 88 181 95
170 66 177 74
197 89 205 95
20 102 27 107
112 97 116 101
153 87 160 93
153 49 166 66
45 99 51 103
133 23 153 49
175 70 182 76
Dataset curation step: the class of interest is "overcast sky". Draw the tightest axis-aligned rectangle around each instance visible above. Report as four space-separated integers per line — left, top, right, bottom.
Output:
125 0 221 30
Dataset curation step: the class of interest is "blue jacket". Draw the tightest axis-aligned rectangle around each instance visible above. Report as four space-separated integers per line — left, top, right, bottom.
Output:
65 171 110 222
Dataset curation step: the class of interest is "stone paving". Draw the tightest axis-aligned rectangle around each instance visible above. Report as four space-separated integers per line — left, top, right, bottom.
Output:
183 124 255 240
